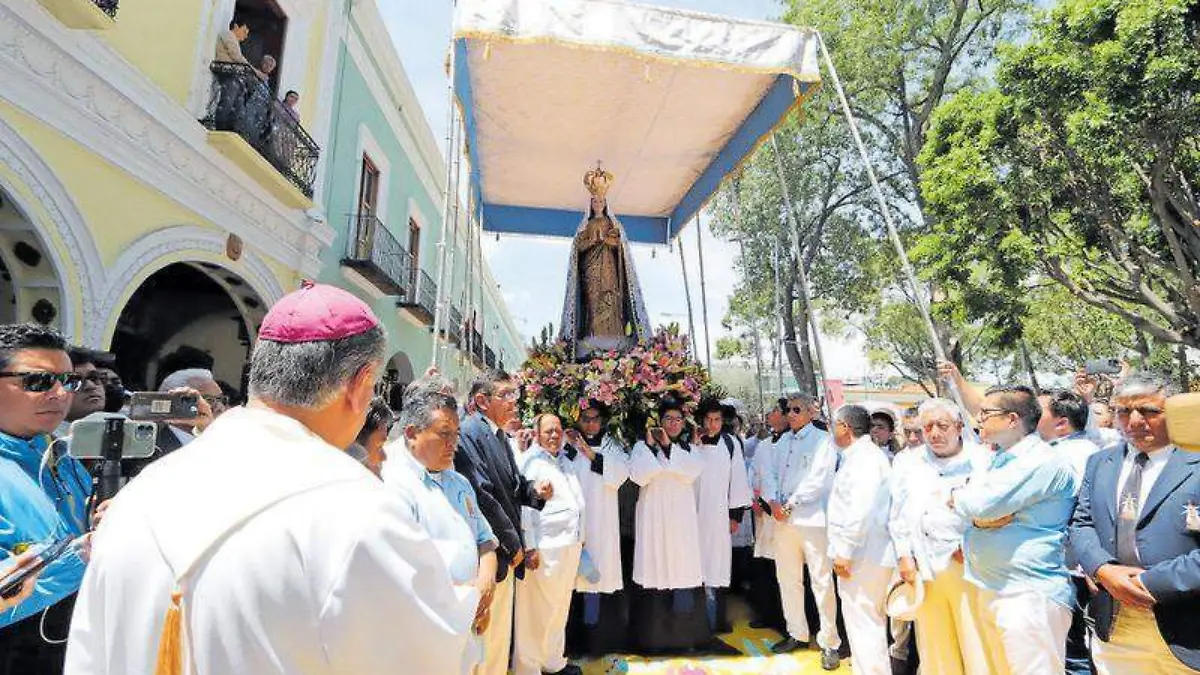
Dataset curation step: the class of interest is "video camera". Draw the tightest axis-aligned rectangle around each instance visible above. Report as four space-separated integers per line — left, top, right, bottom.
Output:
67 391 201 501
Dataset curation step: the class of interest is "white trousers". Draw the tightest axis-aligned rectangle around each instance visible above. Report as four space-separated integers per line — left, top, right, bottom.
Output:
974 587 1072 675
1093 607 1195 675
913 560 992 675
513 543 582 675
838 562 891 675
773 523 840 649
476 572 514 675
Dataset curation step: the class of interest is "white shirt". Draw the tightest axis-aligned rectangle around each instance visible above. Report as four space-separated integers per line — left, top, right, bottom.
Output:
767 424 836 528
518 444 585 550
1047 433 1101 493
65 407 477 675
827 435 894 567
1115 445 1175 517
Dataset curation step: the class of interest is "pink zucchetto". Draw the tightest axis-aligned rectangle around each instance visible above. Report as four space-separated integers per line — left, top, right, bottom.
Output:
258 281 380 343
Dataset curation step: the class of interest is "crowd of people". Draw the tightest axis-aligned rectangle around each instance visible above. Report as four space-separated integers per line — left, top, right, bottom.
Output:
0 281 1197 675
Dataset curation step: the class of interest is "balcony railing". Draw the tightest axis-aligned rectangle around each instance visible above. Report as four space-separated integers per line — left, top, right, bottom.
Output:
94 0 118 17
445 305 464 344
200 62 319 198
471 330 485 363
401 269 438 323
341 214 413 297
484 345 496 368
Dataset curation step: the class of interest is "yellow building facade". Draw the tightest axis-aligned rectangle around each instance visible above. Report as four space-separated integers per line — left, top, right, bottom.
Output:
1 0 348 392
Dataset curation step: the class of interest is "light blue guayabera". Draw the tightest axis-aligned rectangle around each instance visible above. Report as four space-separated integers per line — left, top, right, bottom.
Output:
0 430 92 627
954 433 1078 609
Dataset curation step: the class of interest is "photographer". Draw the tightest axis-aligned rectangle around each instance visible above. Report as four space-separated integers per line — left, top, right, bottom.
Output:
0 324 94 674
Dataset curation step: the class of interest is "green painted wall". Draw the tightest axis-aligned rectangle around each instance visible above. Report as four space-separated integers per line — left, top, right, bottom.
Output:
319 25 525 390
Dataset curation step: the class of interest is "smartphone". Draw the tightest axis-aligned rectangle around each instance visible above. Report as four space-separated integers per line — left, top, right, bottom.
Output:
650 426 668 444
68 413 158 460
0 539 75 599
129 392 200 422
1084 359 1122 376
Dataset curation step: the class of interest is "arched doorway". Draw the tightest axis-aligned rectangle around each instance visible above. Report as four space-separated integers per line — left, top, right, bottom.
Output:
0 187 68 331
379 351 415 411
110 262 268 401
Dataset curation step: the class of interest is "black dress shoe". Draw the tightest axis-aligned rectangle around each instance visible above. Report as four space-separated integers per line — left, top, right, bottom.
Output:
714 622 734 634
543 665 582 675
770 637 809 654
702 638 742 656
748 618 772 629
821 648 841 671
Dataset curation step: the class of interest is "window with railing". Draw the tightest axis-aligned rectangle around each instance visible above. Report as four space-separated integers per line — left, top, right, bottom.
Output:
342 213 414 297
200 62 320 197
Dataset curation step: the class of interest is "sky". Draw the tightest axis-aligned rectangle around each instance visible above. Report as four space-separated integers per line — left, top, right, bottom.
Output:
380 0 871 379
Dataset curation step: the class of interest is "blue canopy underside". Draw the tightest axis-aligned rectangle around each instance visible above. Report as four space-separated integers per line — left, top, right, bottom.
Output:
453 38 815 245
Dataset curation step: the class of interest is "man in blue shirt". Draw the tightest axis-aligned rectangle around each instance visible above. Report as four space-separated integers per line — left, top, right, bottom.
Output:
953 384 1077 675
0 324 94 675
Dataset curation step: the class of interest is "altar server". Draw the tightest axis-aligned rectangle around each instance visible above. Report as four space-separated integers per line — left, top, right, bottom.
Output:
764 393 841 669
514 414 585 675
65 283 478 675
382 382 499 674
628 396 710 653
693 398 753 642
564 401 630 656
889 399 991 675
953 385 1077 675
828 405 895 675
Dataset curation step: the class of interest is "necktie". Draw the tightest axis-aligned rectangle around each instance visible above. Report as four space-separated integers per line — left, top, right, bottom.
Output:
1116 452 1149 566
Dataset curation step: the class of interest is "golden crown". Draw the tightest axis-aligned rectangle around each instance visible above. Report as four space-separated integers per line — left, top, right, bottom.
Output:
583 165 613 198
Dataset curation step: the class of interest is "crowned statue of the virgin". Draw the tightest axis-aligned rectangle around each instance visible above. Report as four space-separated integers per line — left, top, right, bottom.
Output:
559 166 652 360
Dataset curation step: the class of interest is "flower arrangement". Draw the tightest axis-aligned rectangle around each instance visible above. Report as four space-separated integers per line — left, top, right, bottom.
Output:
517 324 716 444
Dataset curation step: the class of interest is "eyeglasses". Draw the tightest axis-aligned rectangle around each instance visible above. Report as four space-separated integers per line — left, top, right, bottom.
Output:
977 407 1014 421
0 371 83 393
492 390 520 402
203 394 230 408
788 406 807 414
1113 405 1163 419
662 414 685 423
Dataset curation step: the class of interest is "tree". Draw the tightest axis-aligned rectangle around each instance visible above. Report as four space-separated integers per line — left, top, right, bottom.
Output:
919 0 1200 351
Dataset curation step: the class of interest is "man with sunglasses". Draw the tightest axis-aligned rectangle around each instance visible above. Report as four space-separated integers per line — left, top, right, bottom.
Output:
0 324 94 675
55 348 108 438
952 385 1077 675
764 393 841 669
1070 376 1200 674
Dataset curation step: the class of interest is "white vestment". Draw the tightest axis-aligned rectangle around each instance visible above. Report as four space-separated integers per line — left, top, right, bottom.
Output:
569 436 629 594
64 406 477 675
749 437 776 559
694 435 753 588
628 440 705 589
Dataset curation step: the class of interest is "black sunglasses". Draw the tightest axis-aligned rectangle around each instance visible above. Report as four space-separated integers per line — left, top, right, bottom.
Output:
0 371 83 393
788 406 807 414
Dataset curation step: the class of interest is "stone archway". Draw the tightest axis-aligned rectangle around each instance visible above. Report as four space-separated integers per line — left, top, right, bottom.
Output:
0 186 69 331
109 262 270 400
380 350 415 411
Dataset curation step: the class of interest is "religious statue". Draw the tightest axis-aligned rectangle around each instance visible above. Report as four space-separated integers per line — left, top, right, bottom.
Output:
559 166 652 359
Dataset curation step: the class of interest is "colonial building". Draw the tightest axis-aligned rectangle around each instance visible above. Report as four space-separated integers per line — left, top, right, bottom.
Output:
1 0 524 399
319 0 524 403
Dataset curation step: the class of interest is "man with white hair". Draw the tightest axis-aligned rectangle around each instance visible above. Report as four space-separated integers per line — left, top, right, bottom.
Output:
889 398 991 675
66 283 479 674
156 368 224 450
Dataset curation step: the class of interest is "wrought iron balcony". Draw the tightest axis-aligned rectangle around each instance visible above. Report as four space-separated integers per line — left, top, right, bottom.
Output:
444 305 464 344
400 269 438 324
93 0 117 17
200 62 319 199
342 214 413 297
484 345 496 368
471 330 485 363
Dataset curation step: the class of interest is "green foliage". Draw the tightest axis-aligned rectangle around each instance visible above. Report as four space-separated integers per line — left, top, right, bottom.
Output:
919 0 1200 349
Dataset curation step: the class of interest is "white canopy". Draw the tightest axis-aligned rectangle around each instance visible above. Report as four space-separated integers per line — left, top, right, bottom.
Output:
452 0 821 243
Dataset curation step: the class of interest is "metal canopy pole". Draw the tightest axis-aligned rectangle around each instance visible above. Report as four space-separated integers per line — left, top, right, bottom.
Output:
695 214 713 371
815 32 972 417
431 40 461 372
731 184 767 413
769 135 832 419
677 239 699 361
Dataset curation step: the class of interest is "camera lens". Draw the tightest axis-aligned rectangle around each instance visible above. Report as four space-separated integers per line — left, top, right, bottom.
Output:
134 424 155 441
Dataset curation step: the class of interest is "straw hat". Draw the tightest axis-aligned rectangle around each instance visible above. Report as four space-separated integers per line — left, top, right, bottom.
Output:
885 576 924 621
